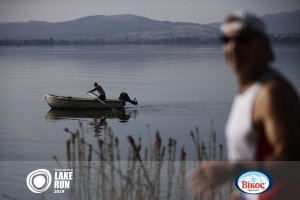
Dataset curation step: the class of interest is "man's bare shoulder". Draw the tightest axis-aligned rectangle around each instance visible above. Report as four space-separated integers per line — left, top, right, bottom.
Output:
254 78 299 127
258 78 299 107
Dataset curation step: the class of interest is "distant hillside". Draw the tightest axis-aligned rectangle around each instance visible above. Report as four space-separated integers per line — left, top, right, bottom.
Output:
0 11 298 44
0 14 219 41
206 10 300 34
262 10 300 34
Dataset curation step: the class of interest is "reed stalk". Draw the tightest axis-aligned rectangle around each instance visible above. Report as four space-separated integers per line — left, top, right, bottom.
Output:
56 121 228 200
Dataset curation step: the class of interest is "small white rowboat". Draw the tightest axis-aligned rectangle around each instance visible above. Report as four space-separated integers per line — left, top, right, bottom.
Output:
44 94 125 109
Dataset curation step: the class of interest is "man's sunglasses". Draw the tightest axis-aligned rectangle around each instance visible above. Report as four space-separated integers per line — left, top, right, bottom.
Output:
220 34 254 44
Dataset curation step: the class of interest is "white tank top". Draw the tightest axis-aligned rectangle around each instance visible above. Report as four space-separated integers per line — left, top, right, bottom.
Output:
225 69 282 161
225 82 262 161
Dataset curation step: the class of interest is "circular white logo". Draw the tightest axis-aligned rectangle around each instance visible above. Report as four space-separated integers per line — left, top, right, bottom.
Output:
26 169 52 193
235 171 272 194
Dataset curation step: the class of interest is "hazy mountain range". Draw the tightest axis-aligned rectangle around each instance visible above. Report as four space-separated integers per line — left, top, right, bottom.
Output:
0 10 299 41
207 10 300 34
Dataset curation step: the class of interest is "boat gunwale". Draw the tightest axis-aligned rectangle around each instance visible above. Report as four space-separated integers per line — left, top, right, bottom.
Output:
44 94 123 102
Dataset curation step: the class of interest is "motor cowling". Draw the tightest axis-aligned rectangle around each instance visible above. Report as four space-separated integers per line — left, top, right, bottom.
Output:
119 92 138 105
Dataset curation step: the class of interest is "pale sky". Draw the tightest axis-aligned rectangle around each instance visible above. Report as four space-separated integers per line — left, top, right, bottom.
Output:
0 0 299 24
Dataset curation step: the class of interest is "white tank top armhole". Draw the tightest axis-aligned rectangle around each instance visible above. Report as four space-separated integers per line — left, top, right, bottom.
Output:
225 83 262 160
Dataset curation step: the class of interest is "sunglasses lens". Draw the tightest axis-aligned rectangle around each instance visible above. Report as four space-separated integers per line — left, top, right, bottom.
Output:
220 36 230 44
220 35 253 44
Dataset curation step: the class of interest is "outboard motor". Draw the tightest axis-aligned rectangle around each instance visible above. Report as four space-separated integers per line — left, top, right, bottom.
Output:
119 92 138 105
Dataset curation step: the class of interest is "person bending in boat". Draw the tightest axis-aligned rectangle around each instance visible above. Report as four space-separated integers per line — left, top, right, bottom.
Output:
87 82 106 100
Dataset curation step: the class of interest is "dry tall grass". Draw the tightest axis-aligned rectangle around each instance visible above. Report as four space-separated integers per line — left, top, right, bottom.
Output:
58 121 228 200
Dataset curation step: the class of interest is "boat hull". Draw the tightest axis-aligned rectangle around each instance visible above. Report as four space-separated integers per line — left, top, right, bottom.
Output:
44 94 125 109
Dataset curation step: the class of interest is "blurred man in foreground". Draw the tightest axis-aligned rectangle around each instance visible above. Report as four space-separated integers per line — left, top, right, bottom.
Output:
188 10 300 200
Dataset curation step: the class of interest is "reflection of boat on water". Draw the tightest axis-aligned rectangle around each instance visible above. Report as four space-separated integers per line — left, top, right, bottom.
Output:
45 108 137 136
45 109 134 122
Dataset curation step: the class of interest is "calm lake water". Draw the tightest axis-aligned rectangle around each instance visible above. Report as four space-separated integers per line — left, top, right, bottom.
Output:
0 44 299 161
0 44 299 198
